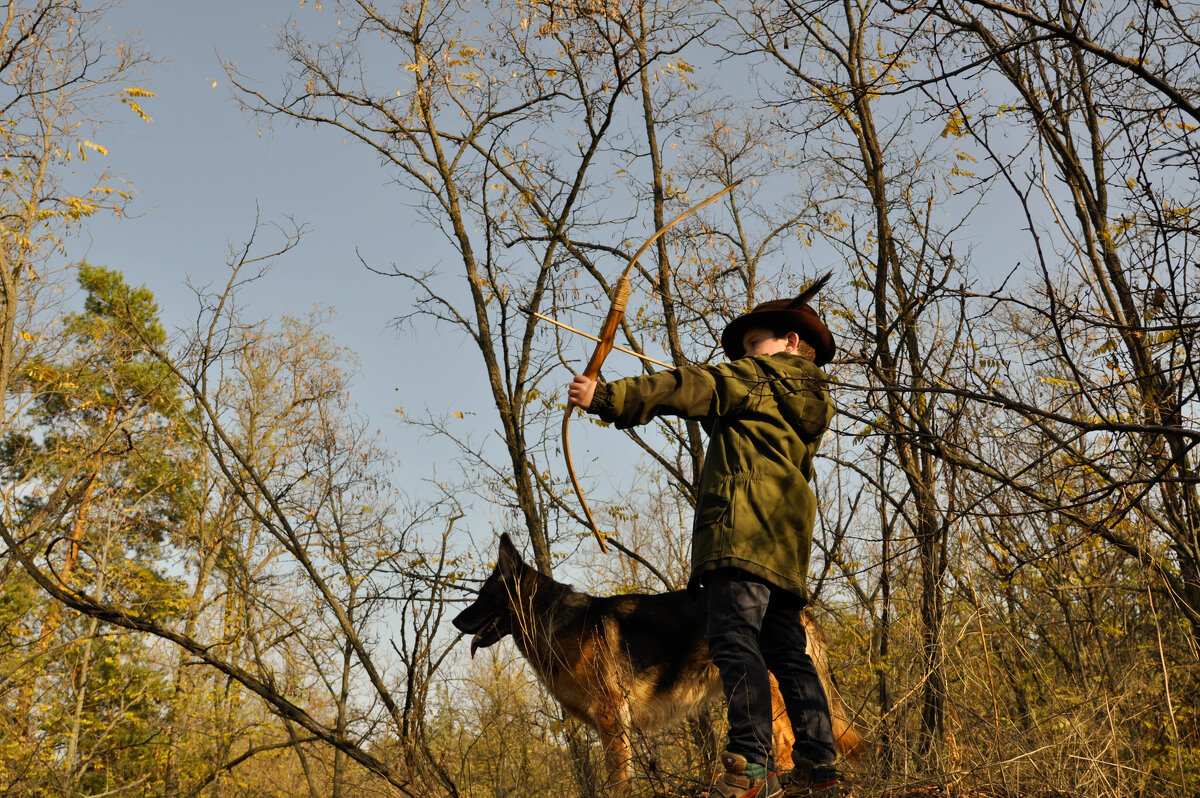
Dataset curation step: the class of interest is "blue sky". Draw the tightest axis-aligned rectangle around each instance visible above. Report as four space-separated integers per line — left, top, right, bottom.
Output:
78 1 480 482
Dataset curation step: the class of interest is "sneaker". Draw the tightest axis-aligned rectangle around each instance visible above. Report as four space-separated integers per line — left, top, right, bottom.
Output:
708 751 782 798
779 759 849 797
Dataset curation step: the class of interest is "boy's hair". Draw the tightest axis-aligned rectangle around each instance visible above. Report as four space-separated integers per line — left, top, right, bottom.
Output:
765 325 818 360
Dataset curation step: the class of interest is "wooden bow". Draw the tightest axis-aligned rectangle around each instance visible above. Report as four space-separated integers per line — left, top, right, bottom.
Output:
564 180 743 553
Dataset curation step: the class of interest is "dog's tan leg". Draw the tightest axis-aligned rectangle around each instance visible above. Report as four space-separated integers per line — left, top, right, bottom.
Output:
595 697 634 796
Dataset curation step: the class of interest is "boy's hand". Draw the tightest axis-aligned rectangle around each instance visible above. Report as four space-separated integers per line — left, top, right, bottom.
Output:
568 374 597 410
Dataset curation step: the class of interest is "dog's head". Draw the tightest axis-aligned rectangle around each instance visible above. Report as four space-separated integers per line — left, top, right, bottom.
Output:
452 533 526 657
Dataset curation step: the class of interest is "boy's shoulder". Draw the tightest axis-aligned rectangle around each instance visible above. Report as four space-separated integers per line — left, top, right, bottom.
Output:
734 352 827 381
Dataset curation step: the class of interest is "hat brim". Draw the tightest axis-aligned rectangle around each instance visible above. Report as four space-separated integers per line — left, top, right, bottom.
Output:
721 307 835 365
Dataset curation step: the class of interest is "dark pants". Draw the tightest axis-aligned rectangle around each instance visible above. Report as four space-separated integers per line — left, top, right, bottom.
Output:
705 569 837 769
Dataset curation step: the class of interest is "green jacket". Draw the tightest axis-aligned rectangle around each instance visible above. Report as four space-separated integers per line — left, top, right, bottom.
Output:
588 353 835 598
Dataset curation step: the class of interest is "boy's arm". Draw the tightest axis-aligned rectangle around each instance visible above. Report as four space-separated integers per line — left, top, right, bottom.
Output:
574 357 830 434
573 365 732 429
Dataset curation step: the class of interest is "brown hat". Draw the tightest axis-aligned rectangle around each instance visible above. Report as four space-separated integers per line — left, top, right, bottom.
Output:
721 272 835 365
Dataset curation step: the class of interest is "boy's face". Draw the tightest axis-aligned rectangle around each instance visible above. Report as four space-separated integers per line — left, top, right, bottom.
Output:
741 327 801 358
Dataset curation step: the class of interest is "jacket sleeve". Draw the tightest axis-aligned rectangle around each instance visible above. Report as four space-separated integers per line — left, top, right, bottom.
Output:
588 363 757 429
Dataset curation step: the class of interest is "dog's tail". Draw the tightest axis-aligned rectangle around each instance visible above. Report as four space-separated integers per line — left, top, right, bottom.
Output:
831 698 867 761
802 612 868 761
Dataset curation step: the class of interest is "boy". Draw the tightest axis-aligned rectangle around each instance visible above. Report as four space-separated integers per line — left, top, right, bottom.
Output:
567 274 842 798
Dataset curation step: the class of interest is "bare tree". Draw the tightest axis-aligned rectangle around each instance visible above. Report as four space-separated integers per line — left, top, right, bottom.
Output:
912 0 1200 657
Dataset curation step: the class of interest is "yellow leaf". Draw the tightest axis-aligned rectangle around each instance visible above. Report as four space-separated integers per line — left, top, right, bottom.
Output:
940 108 970 138
452 411 464 419
122 99 153 123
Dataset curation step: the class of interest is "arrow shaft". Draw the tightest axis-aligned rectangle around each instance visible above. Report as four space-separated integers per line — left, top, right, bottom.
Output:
522 308 671 369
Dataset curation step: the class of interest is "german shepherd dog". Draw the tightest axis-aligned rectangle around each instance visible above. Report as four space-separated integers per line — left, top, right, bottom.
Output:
453 533 864 794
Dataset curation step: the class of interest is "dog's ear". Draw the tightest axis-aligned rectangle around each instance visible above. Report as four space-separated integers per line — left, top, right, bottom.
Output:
497 532 523 577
